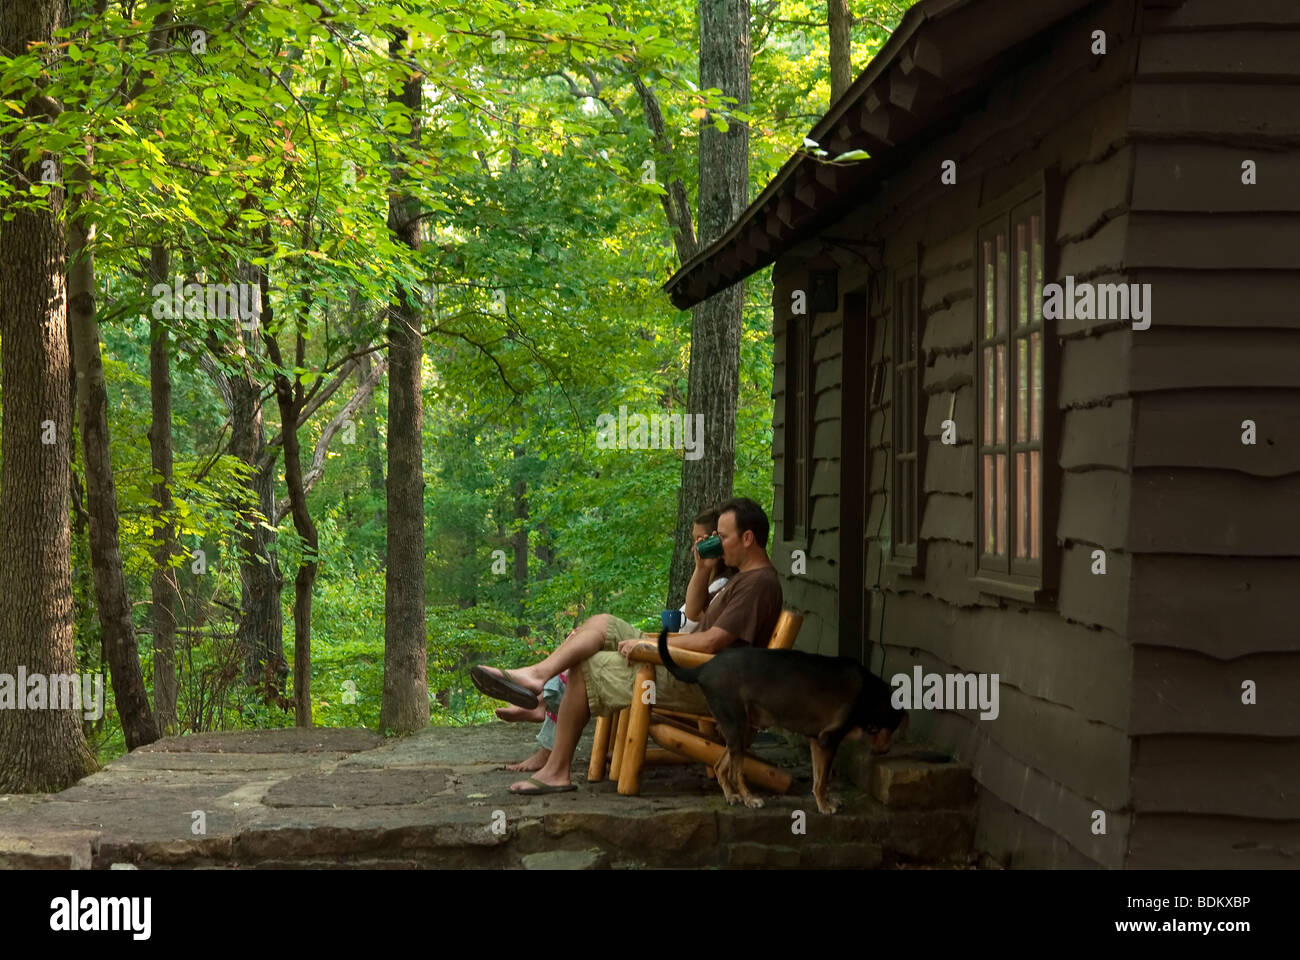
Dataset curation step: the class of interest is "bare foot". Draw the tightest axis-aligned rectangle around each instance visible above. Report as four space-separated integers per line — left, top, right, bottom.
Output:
496 665 544 697
505 748 551 772
509 771 572 793
496 702 545 723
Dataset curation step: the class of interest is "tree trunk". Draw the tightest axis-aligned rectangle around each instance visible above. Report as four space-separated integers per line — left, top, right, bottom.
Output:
380 28 429 734
222 315 285 687
357 352 386 526
263 294 318 729
148 245 179 735
828 0 853 104
0 0 99 792
67 137 158 750
667 0 750 607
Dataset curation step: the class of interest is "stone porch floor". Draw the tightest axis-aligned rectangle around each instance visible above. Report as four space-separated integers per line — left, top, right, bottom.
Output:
0 723 978 869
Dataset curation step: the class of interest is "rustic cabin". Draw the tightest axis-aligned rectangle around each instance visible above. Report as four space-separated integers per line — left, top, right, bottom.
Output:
665 0 1300 868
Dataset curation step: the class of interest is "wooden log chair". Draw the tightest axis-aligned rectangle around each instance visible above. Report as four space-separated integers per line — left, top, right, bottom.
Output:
587 610 804 797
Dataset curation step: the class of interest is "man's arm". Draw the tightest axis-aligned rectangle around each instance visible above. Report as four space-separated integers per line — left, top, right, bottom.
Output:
682 556 714 622
662 624 735 655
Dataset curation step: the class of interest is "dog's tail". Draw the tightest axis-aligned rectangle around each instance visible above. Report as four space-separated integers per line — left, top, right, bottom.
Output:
657 628 703 684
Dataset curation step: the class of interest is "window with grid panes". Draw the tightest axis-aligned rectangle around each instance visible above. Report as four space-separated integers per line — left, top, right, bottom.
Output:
892 266 919 570
977 195 1045 587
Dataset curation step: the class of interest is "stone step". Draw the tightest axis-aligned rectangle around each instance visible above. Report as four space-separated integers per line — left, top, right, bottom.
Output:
724 840 886 869
521 848 609 870
90 797 974 870
0 831 96 870
840 741 977 810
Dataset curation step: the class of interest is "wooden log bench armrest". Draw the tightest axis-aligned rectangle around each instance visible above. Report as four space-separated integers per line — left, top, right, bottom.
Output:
624 639 715 668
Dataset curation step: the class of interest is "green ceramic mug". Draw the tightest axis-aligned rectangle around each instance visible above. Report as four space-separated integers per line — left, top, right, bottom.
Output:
695 534 723 559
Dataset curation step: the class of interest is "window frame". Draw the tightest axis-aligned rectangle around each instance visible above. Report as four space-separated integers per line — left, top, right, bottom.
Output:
783 304 812 545
970 171 1060 605
889 254 922 576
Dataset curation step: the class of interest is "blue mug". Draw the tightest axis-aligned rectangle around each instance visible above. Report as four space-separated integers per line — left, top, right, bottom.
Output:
661 609 684 631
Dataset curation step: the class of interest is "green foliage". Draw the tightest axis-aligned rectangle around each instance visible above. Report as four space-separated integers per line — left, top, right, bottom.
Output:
0 0 907 763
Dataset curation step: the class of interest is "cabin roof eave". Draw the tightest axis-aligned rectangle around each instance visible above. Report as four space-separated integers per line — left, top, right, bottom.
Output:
662 0 1109 309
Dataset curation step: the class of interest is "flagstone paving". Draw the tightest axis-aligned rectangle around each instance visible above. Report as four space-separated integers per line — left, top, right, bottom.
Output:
0 723 977 869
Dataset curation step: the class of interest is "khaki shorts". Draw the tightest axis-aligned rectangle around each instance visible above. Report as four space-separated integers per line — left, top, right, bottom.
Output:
580 616 711 717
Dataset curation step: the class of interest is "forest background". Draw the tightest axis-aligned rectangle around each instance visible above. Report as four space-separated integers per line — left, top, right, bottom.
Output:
0 0 908 768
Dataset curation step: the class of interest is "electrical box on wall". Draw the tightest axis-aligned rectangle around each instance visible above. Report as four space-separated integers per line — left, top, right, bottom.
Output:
809 270 838 313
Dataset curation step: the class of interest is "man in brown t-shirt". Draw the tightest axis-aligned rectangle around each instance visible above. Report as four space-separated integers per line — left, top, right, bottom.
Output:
502 497 783 794
687 563 782 650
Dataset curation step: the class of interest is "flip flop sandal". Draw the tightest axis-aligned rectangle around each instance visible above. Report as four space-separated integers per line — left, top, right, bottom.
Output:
512 777 577 795
470 664 539 709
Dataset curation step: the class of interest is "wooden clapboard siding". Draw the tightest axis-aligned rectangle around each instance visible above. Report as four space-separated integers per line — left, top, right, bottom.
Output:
922 386 972 437
1131 647 1300 736
921 295 975 353
813 355 840 395
1052 273 1140 339
1124 0 1300 867
1060 401 1134 470
922 704 1129 867
919 493 973 545
868 438 887 492
770 267 793 512
774 256 848 654
784 580 837 655
1128 555 1300 657
1128 83 1300 138
1124 270 1300 329
891 643 1131 813
1126 213 1300 270
922 441 974 495
1130 328 1300 391
850 0 1137 867
1137 30 1300 80
1057 145 1134 241
1143 0 1300 30
1132 143 1300 214
1126 815 1300 869
975 790 1103 869
913 539 986 608
868 0 1135 241
921 229 975 278
810 478 840 526
1057 214 1128 279
1122 1 1300 823
1127 470 1300 555
1058 470 1130 549
1134 391 1300 475
796 557 839 589
813 327 843 363
1058 542 1129 634
813 388 841 424
811 418 841 460
880 592 1131 726
1059 328 1131 406
1131 737 1300 819
915 265 971 311
923 353 971 394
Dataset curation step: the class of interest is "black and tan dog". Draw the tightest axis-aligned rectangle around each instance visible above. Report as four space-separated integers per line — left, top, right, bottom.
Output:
658 628 907 814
